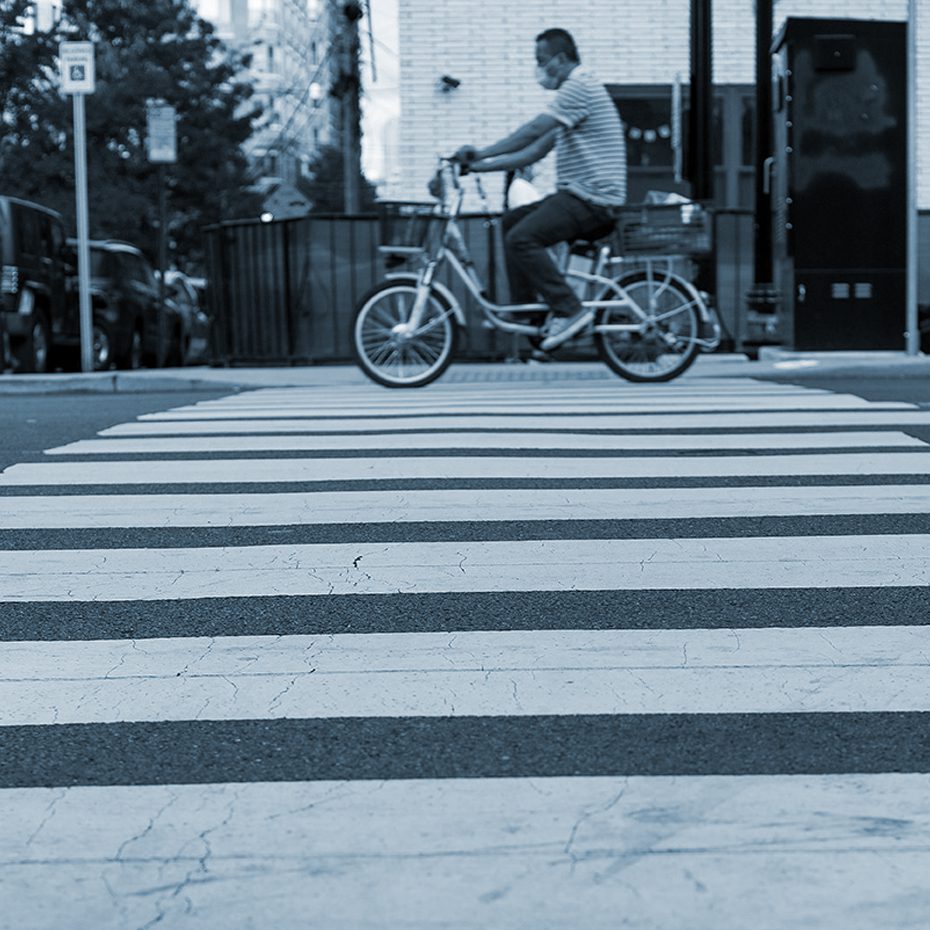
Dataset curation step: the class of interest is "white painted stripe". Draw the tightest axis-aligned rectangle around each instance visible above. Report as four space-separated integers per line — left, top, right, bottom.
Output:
183 390 838 411
61 430 930 453
94 409 930 438
2 776 924 930
2 626 927 725
38 432 928 456
6 451 930 485
0 534 927 601
26 451 930 479
211 378 819 394
182 388 836 410
4 484 930 529
139 396 911 420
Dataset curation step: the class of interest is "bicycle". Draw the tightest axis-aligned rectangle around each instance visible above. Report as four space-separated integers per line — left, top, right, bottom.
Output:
352 158 721 388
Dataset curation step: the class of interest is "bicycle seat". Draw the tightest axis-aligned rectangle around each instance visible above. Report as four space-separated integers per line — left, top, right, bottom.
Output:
570 223 619 257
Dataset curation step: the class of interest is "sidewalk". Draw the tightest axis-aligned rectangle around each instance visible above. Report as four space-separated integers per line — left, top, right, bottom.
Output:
0 351 926 395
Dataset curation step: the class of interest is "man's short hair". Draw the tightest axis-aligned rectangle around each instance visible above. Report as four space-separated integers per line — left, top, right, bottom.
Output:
536 28 580 63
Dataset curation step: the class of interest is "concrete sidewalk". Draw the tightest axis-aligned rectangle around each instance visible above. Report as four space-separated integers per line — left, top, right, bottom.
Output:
0 351 927 395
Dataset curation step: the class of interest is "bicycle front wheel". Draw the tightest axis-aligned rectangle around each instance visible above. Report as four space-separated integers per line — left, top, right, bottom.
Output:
353 281 457 388
595 270 701 383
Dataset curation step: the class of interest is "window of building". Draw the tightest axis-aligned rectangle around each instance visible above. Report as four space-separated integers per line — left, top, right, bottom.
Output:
606 84 756 209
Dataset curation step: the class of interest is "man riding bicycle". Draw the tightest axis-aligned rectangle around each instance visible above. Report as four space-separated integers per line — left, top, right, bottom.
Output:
453 28 627 351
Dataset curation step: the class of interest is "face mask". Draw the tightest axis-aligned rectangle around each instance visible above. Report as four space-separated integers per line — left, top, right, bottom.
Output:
536 56 560 90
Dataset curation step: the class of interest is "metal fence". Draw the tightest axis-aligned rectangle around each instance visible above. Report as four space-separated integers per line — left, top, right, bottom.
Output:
204 209 756 365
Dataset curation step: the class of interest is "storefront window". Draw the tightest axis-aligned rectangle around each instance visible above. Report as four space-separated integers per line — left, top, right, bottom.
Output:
607 84 755 208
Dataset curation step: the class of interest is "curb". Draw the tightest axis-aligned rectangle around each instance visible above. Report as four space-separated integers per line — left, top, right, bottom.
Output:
1 352 927 395
0 373 244 395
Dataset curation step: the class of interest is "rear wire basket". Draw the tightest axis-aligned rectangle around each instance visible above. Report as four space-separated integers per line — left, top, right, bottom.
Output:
615 202 712 256
377 201 443 255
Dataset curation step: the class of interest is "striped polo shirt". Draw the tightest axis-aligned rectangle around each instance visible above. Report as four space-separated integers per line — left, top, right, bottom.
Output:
547 67 627 207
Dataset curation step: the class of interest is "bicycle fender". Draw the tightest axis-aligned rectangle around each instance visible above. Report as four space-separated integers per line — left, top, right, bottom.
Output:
384 273 466 326
671 275 712 325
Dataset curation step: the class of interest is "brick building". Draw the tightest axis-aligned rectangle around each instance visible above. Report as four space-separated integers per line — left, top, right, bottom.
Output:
392 0 928 213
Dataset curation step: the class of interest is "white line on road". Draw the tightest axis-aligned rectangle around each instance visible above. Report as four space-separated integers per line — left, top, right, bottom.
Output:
32 431 929 455
1 534 928 601
3 484 930 529
3 775 927 930
143 396 906 420
91 410 930 439
1 626 928 725
5 450 929 485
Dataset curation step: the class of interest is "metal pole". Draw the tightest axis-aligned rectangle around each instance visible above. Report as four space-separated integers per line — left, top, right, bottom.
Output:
689 0 714 201
753 0 774 286
906 0 919 355
73 92 93 373
745 0 780 337
157 162 168 365
342 2 362 214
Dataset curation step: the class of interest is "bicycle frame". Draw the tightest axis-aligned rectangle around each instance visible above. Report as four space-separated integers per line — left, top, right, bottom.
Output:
390 162 719 350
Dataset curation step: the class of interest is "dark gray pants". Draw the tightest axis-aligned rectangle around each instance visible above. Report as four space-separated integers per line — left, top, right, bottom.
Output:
501 191 615 315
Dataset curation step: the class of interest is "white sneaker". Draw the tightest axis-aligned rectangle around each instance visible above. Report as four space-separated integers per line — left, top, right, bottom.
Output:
540 308 594 351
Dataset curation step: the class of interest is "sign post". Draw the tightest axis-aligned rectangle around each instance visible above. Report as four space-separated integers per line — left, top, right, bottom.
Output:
60 41 95 373
906 0 918 355
146 100 177 366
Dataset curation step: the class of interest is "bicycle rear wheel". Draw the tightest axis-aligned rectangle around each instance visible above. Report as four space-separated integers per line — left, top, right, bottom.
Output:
353 281 457 388
595 270 701 382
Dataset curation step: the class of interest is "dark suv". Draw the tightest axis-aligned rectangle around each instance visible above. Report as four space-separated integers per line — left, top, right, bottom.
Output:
68 239 181 369
0 196 73 372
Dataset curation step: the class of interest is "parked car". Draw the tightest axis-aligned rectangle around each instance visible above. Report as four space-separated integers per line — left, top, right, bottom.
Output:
65 239 182 370
162 269 211 365
0 196 74 372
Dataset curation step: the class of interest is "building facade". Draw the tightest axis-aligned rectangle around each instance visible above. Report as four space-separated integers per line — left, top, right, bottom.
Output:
193 0 337 195
392 0 928 214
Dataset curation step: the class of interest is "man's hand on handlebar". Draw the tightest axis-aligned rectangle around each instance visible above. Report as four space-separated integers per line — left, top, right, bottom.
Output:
451 145 479 165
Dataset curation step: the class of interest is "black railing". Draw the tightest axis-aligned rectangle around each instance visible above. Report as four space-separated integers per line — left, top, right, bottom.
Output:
205 209 757 365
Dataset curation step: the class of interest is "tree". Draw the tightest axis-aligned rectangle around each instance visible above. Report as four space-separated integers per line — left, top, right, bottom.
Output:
0 0 263 270
296 143 377 214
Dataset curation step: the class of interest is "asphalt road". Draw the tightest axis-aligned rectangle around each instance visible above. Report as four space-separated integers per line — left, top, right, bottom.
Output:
2 371 930 467
1 369 929 927
0 389 228 470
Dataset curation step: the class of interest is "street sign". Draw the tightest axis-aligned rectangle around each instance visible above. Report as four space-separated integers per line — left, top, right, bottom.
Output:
59 42 95 94
146 102 177 164
60 41 95 372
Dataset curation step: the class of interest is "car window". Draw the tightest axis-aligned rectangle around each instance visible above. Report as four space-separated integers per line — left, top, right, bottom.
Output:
15 208 38 255
134 255 156 288
39 217 54 255
120 253 147 286
143 258 158 289
127 254 142 285
90 250 110 276
49 220 64 257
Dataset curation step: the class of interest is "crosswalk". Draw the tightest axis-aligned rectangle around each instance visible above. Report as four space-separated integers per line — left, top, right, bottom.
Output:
2 374 930 929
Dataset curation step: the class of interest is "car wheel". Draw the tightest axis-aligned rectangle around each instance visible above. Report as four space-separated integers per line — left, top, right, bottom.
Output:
93 323 113 371
13 312 52 374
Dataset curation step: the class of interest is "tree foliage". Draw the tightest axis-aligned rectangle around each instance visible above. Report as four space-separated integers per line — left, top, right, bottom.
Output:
0 0 262 270
296 143 377 214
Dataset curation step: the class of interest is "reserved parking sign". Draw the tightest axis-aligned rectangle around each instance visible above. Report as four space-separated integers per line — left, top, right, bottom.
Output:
59 42 95 94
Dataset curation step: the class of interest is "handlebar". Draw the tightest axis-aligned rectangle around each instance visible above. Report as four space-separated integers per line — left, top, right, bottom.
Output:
431 155 491 213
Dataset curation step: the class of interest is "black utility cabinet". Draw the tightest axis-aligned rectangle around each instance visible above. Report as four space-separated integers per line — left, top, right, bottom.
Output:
772 18 907 350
